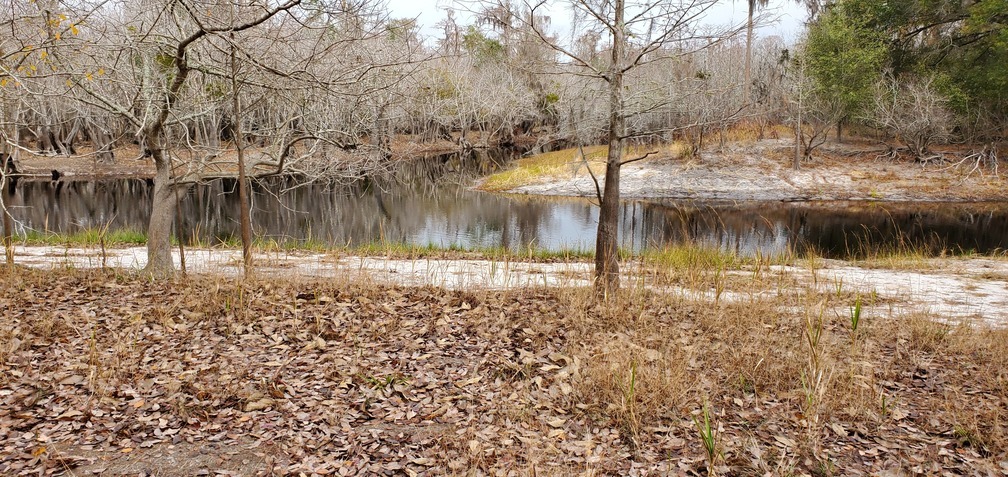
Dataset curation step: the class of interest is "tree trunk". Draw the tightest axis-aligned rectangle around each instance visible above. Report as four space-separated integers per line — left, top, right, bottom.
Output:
595 153 622 294
2 155 12 267
744 0 754 105
232 38 253 277
594 0 626 296
2 204 11 267
794 101 802 170
88 121 115 164
144 153 177 276
2 118 18 266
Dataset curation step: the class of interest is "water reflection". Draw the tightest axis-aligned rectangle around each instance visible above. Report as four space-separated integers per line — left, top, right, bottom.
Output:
5 153 1008 258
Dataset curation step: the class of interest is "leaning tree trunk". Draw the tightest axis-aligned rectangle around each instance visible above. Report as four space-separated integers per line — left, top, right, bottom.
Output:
594 0 626 296
144 151 177 276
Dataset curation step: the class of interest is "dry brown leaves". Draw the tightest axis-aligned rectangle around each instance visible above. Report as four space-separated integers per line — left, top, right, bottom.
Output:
0 268 1006 476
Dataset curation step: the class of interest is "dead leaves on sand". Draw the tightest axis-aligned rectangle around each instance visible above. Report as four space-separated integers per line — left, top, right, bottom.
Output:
0 269 1006 475
0 271 591 475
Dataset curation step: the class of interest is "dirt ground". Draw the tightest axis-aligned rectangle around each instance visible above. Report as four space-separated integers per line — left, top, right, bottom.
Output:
508 139 1008 202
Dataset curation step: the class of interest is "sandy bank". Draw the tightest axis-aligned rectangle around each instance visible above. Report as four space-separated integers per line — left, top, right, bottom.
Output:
10 245 1008 325
505 139 1008 202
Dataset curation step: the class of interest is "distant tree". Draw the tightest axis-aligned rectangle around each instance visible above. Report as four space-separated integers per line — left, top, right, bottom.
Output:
742 0 770 105
789 50 844 166
804 0 1007 142
871 74 953 160
799 0 886 141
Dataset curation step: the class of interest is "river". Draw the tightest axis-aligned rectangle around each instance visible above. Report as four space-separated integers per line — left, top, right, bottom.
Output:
5 152 1008 258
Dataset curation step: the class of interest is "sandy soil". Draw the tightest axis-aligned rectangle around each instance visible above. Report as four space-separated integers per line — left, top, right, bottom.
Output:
10 245 1008 326
508 139 1008 201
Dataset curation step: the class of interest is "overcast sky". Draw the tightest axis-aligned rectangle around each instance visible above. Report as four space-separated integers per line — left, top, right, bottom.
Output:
383 0 808 45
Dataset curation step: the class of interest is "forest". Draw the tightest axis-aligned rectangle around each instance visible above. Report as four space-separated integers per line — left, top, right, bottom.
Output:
1 0 1005 281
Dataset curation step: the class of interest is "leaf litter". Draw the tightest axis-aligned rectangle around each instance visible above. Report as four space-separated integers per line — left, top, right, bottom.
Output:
0 267 1006 475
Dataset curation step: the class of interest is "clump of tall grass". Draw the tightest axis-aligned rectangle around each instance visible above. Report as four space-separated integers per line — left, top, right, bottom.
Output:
640 243 743 272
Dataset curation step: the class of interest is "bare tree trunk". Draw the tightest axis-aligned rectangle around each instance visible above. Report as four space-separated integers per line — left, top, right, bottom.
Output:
38 125 54 154
144 152 177 276
87 120 115 164
231 37 253 276
2 207 11 267
794 95 802 168
744 0 754 105
595 0 626 296
2 155 12 267
794 54 804 170
2 117 19 266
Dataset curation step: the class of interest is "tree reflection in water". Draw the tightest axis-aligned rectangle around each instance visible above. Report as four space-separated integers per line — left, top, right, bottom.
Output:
5 154 1008 258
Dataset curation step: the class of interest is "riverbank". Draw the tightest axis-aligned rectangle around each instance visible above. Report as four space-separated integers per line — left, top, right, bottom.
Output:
13 136 1005 203
4 244 1008 324
488 139 1008 202
2 248 1007 475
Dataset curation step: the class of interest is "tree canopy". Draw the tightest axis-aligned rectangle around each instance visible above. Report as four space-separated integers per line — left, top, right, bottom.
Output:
802 0 1008 137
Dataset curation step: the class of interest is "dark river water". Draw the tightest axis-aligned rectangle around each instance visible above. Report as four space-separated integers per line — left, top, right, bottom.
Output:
5 152 1008 258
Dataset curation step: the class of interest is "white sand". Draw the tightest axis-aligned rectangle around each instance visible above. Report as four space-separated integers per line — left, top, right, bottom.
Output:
10 245 1008 326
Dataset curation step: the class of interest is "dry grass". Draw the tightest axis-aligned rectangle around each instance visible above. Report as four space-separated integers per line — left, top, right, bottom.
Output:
479 143 688 192
1 260 1006 474
715 121 796 144
479 146 609 192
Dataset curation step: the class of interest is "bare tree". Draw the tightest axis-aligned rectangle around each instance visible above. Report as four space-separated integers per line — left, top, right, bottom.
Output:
516 0 729 294
789 51 842 167
870 74 953 161
46 0 412 276
0 0 68 265
749 36 791 137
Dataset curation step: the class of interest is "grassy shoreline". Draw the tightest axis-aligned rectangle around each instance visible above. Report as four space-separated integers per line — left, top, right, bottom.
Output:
11 225 1007 270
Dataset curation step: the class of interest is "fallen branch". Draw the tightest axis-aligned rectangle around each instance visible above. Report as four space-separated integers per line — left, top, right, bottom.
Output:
938 144 999 180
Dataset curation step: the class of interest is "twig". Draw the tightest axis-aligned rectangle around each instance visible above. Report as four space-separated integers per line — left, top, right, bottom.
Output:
578 144 603 206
